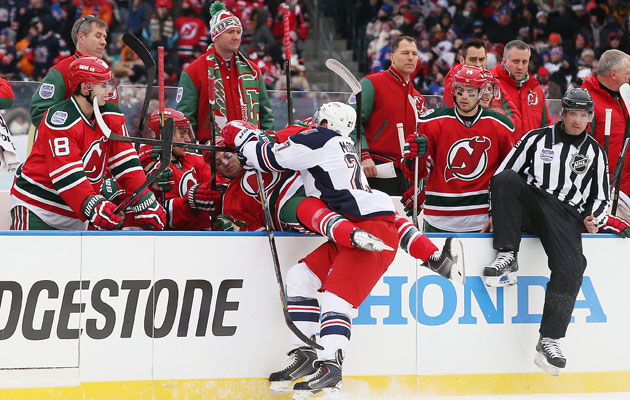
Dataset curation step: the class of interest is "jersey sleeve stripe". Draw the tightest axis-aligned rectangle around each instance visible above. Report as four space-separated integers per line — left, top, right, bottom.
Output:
54 173 88 193
256 142 284 172
50 160 83 177
50 165 84 182
109 153 141 170
108 148 137 163
12 181 74 212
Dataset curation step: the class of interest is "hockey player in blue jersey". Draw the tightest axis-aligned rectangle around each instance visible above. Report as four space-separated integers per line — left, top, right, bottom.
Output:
222 102 464 397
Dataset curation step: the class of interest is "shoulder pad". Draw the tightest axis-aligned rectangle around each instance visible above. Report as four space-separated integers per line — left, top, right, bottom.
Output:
419 107 453 120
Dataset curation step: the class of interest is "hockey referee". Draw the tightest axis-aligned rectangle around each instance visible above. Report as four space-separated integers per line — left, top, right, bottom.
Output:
483 88 610 376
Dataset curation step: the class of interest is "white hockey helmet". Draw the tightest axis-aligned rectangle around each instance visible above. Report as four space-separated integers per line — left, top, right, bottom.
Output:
312 102 356 137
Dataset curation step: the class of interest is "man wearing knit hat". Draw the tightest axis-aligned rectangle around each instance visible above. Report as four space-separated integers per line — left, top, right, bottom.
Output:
176 1 273 143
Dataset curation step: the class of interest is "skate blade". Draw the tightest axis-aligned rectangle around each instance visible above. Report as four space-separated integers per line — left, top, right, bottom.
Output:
270 380 294 393
535 353 561 376
448 238 465 285
292 387 341 400
484 272 517 287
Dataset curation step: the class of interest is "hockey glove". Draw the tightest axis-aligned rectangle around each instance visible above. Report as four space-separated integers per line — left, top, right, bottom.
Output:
130 191 166 230
221 121 260 152
138 145 161 172
154 168 175 192
600 214 630 238
401 185 426 217
402 135 428 170
82 194 124 230
214 214 247 231
187 183 222 212
101 178 126 204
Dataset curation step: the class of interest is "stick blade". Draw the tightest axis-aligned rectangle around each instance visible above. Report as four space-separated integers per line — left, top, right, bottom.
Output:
620 83 630 111
325 58 361 94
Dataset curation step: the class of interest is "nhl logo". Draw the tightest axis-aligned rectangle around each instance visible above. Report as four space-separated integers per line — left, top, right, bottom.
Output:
569 153 590 174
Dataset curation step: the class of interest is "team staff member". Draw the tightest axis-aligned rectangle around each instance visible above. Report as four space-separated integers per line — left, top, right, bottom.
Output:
483 89 610 376
351 35 426 196
491 40 550 138
443 39 487 107
30 15 111 133
580 49 630 204
176 1 273 143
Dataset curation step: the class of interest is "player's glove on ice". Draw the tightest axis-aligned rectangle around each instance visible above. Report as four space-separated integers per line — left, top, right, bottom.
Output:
214 214 247 231
401 185 426 217
138 145 161 171
600 214 630 238
130 191 166 230
82 194 124 230
402 135 428 169
187 183 222 212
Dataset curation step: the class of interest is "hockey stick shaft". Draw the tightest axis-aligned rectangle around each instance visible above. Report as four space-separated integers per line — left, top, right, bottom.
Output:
604 108 612 156
123 34 155 136
283 5 293 125
254 169 322 350
106 132 234 152
158 46 166 206
208 70 217 190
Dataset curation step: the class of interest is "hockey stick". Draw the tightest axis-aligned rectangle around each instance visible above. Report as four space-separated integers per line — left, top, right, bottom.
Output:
208 68 217 190
93 96 174 213
123 33 155 137
158 46 166 206
604 108 612 156
254 169 323 350
325 58 362 155
283 4 293 125
611 83 630 214
408 94 423 228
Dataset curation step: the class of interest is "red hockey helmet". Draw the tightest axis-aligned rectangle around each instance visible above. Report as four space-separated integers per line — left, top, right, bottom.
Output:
69 56 115 97
148 108 193 138
202 136 226 165
452 65 487 89
481 69 499 100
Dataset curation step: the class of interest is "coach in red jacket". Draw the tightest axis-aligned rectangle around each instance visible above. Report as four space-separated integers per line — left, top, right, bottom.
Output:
491 40 550 138
581 49 630 197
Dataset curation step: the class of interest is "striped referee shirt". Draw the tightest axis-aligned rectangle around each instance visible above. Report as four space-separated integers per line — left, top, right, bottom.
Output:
495 122 610 222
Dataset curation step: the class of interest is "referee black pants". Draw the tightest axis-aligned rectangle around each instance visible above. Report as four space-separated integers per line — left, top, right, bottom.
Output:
490 170 587 339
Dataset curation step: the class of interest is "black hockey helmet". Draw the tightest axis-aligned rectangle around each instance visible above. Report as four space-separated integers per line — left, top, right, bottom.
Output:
561 88 594 113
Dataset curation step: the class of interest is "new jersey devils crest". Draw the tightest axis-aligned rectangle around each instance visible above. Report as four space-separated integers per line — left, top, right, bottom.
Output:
444 136 491 182
82 139 107 184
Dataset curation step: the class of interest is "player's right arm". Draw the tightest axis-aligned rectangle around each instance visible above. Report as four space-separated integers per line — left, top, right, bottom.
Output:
30 69 67 128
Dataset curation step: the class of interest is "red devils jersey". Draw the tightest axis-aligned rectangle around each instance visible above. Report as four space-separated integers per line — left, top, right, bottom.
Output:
222 169 303 231
410 106 515 231
175 16 208 60
11 98 145 230
138 145 213 230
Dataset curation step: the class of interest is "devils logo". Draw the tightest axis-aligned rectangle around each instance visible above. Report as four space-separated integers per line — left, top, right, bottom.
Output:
444 136 491 182
82 138 108 184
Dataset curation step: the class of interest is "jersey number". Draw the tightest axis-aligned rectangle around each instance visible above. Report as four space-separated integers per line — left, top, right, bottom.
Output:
344 153 371 192
50 137 70 157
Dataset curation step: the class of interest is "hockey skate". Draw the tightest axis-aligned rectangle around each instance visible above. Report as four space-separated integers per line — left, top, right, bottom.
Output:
423 237 466 284
534 336 566 376
269 346 318 393
350 229 394 252
483 250 518 287
292 350 343 399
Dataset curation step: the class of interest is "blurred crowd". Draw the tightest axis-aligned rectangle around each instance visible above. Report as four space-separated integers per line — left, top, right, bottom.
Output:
333 0 630 98
0 0 312 91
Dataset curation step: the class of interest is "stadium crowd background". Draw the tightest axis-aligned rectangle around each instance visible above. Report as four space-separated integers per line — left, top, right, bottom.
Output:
0 0 628 99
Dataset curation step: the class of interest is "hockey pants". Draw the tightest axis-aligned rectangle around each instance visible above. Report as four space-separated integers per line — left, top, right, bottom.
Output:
490 170 587 339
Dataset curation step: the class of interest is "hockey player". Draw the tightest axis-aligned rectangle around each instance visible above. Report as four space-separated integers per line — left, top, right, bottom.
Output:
483 88 612 375
479 69 523 140
138 109 220 230
10 56 165 231
221 102 464 396
402 65 515 232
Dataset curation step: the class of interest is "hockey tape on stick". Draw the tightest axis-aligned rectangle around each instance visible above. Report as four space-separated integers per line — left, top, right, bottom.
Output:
325 59 361 94
396 122 405 154
254 169 323 350
123 34 155 136
283 5 293 125
604 108 612 156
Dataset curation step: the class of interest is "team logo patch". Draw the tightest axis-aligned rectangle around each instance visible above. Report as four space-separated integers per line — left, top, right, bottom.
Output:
39 83 55 99
527 90 539 106
275 141 291 151
50 111 68 125
444 136 491 182
540 148 554 163
176 87 183 103
569 153 590 174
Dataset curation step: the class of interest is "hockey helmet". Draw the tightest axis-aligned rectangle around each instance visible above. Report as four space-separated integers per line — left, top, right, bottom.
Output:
481 69 499 99
69 56 115 98
561 88 594 114
202 136 225 165
148 108 194 140
452 65 487 91
312 102 356 137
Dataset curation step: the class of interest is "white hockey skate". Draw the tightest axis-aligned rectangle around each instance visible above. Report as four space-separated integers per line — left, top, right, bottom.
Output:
483 251 518 287
534 336 566 377
423 237 466 284
350 229 394 252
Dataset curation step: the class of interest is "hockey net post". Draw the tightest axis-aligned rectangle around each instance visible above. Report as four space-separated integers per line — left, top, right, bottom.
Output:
254 169 323 350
